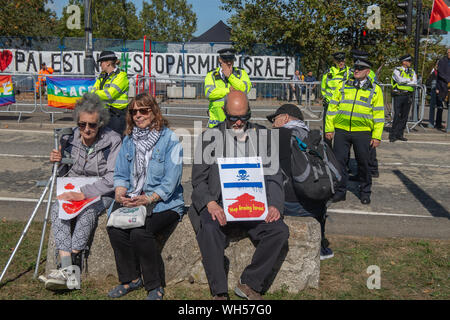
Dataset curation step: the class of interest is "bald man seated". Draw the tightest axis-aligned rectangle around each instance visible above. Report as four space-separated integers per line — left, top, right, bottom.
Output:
191 91 289 300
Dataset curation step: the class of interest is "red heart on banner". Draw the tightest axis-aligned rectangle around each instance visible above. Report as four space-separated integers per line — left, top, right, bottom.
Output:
62 198 96 215
0 50 13 72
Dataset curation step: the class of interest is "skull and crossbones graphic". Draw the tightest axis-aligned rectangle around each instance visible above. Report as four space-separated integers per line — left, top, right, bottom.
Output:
237 169 250 181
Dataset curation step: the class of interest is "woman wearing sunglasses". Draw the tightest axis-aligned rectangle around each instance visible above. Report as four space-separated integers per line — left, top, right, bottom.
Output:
107 93 184 300
43 93 122 291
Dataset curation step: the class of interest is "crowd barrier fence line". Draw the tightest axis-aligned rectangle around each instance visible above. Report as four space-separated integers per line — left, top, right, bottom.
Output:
0 73 429 131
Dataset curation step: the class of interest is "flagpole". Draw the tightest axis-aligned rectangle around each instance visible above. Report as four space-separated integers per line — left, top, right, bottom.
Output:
421 27 431 79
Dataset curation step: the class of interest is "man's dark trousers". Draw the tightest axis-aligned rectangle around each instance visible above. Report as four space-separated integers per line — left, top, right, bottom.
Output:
390 94 412 139
196 207 289 296
333 129 372 198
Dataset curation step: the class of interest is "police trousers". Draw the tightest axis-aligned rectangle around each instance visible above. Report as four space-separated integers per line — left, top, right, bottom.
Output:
106 107 127 136
196 207 289 296
390 94 412 139
323 101 332 148
333 129 372 197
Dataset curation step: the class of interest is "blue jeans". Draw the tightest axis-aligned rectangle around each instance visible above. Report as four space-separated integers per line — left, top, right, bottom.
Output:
284 201 327 247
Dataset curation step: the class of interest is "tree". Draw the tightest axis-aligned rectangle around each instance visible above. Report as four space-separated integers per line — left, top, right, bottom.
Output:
56 0 142 40
0 0 57 37
139 0 197 42
221 0 446 80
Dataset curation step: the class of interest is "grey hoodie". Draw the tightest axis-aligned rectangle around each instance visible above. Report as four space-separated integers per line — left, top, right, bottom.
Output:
59 127 122 198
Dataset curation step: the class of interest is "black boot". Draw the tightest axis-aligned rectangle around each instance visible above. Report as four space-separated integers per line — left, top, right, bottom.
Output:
71 252 83 273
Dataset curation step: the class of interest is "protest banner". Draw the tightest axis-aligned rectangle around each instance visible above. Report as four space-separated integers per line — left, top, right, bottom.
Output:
0 75 15 107
0 49 295 79
56 177 101 220
47 77 95 109
218 157 268 222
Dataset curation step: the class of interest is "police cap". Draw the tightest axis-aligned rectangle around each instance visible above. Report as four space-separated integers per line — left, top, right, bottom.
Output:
332 52 346 61
399 54 412 62
353 58 373 69
97 51 118 63
217 48 236 61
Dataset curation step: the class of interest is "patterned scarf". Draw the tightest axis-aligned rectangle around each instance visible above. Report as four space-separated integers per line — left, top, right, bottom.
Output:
129 126 161 197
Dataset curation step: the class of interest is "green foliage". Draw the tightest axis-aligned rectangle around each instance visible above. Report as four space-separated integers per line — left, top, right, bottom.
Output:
0 0 57 37
139 0 197 42
56 0 142 40
56 0 197 42
221 0 447 80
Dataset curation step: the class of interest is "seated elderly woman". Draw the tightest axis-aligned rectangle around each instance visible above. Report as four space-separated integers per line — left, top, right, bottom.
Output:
42 93 122 291
107 93 184 300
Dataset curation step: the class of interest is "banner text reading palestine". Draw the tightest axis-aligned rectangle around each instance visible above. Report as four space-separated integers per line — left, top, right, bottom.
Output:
4 50 295 79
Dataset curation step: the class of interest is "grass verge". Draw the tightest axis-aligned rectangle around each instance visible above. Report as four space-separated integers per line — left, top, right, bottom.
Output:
0 220 448 300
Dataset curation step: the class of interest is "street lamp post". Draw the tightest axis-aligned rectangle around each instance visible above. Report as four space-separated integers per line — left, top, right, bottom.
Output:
84 0 95 75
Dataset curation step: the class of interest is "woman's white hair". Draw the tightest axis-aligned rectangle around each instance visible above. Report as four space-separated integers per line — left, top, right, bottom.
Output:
73 93 110 127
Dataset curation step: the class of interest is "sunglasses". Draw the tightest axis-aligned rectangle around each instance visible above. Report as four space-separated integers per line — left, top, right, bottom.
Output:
78 122 98 130
225 112 251 122
354 66 369 71
269 114 285 123
129 108 152 116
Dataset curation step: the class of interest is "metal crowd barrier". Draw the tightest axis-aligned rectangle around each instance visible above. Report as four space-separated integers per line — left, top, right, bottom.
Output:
0 74 37 122
135 76 325 126
0 73 432 131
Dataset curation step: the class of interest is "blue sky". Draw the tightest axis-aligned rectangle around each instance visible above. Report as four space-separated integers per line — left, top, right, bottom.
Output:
48 0 232 36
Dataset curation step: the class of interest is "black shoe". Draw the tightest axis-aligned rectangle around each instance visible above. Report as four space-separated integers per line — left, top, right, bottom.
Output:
371 172 379 178
361 197 371 205
397 137 408 141
389 137 397 142
332 193 346 203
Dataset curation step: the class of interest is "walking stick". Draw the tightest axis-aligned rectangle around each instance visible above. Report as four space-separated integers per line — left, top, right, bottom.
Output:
32 128 62 279
0 128 72 284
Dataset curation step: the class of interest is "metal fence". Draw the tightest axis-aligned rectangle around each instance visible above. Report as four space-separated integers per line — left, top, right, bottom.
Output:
0 73 433 131
0 36 284 56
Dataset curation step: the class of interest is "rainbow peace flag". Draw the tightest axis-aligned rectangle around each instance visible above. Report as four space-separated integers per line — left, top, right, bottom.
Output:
0 75 15 107
47 77 96 109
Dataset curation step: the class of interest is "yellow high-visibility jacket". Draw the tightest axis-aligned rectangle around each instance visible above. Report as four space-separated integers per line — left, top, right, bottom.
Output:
321 66 351 103
325 78 385 140
204 66 251 128
391 66 416 93
91 68 129 110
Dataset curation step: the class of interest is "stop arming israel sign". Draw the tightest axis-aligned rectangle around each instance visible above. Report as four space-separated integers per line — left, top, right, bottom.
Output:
218 157 268 222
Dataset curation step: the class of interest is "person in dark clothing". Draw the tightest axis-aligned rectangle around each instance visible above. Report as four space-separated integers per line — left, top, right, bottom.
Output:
435 49 450 130
304 71 317 105
191 90 289 300
267 104 334 260
427 61 439 128
389 54 417 142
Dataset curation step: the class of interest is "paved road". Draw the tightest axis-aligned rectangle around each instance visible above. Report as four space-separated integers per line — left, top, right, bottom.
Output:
0 111 449 239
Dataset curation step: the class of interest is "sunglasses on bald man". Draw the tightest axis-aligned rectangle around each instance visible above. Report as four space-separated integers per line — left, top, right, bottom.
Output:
225 110 251 122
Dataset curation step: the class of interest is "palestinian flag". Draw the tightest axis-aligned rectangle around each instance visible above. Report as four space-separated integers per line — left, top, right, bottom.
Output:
430 0 450 31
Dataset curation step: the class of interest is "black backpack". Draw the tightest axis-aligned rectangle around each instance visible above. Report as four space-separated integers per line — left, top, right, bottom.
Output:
288 129 342 201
